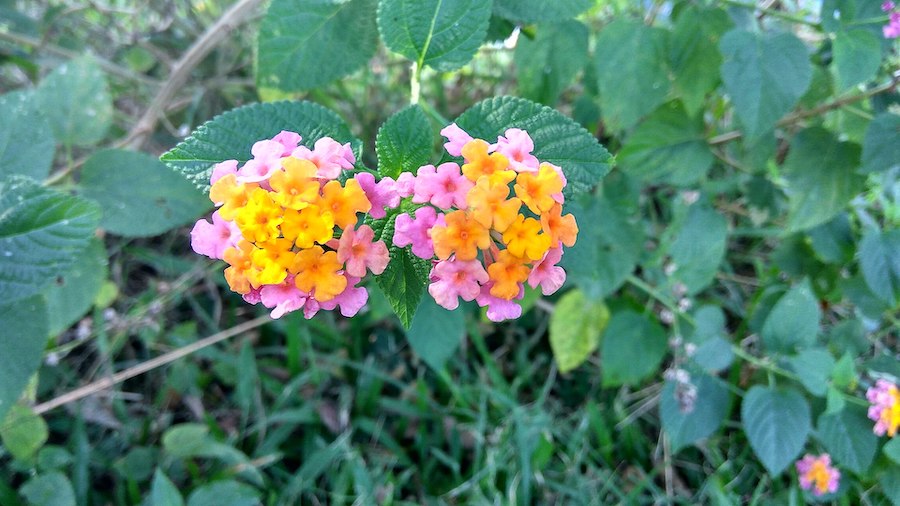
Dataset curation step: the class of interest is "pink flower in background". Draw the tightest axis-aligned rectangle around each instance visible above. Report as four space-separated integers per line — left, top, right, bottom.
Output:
796 454 840 496
190 211 241 259
292 137 355 179
527 248 566 295
428 258 489 310
355 172 400 219
242 287 261 305
413 162 472 209
476 281 523 322
396 172 416 198
866 379 900 437
337 224 389 277
885 12 900 38
493 128 540 172
236 139 285 183
883 1 896 12
260 275 307 319
271 130 302 155
440 122 474 157
210 159 238 185
393 206 440 259
320 275 368 317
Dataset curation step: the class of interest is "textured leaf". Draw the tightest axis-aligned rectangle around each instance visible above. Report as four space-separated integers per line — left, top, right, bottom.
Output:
80 149 209 237
761 279 821 354
618 101 713 186
20 472 76 506
660 374 730 452
741 386 811 475
0 405 48 461
858 228 900 306
786 348 835 397
833 29 882 91
35 55 112 146
600 311 667 387
0 91 55 180
667 203 727 294
783 127 863 232
668 6 732 114
492 0 591 23
151 469 185 506
160 101 359 188
256 0 378 91
454 96 611 198
370 207 431 328
406 297 465 370
0 296 47 424
548 290 610 373
378 0 492 71
719 30 811 141
594 19 670 131
861 113 900 174
514 20 589 106
375 105 434 179
187 480 260 506
0 177 101 302
817 406 878 474
43 239 106 337
685 305 733 372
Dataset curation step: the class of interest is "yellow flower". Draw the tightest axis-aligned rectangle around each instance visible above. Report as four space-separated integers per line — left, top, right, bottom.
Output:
502 214 551 261
209 174 257 221
270 157 320 210
514 163 564 214
317 179 371 229
487 250 530 299
461 139 515 185
234 188 283 243
465 177 522 233
281 205 334 249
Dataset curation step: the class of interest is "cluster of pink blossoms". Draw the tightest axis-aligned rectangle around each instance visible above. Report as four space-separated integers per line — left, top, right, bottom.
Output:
795 454 840 496
391 124 578 322
866 378 900 437
883 2 900 38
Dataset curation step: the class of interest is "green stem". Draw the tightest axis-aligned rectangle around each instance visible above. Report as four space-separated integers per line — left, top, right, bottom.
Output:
719 0 820 27
410 61 422 105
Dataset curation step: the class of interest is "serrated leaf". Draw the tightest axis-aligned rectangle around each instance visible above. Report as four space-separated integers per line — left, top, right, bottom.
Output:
786 348 835 397
668 6 732 114
256 0 378 91
741 386 811 475
406 297 465 370
20 472 76 506
514 20 589 106
783 127 864 232
816 406 878 474
667 203 727 294
370 207 430 328
0 405 48 461
861 113 900 174
833 29 882 91
858 228 900 306
151 469 185 506
43 239 106 337
719 30 811 141
600 310 667 387
375 105 433 178
0 177 101 302
79 149 209 237
660 374 730 452
160 101 359 189
0 91 55 180
761 279 821 354
492 0 591 23
378 0 492 71
0 296 47 424
548 290 609 373
593 19 670 131
454 96 611 198
35 55 112 147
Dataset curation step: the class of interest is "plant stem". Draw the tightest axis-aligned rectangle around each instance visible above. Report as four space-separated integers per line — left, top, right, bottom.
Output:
410 61 422 105
719 0 820 27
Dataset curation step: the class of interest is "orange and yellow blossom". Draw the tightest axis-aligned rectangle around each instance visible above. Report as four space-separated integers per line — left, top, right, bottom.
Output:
502 214 552 261
317 179 371 229
461 140 515 185
487 250 530 299
223 240 256 294
270 157 320 209
540 203 578 247
514 163 564 214
290 246 347 302
431 210 491 261
209 174 257 221
234 187 283 243
247 238 295 286
281 205 335 249
466 177 522 233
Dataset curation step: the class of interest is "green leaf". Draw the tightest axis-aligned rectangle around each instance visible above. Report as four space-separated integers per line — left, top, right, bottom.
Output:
832 29 882 91
406 297 465 370
186 481 260 506
618 101 714 186
370 207 430 328
660 373 730 452
514 20 589 106
160 101 359 188
19 472 76 506
593 19 670 131
0 91 55 180
601 311 667 387
151 469 185 506
786 348 835 397
666 203 728 294
858 228 900 306
548 290 610 373
822 0 886 33
881 467 900 506
0 177 100 302
34 55 112 147
719 30 811 141
861 113 900 174
37 446 74 472
256 0 378 91
0 405 48 461
685 305 733 372
492 0 591 23
761 279 820 354
816 406 878 474
454 96 612 197
808 213 854 264
884 437 900 465
668 6 732 115
783 127 864 232
375 105 434 179
741 386 811 475
561 195 643 299
79 149 209 237
378 0 492 71
0 296 47 424
43 239 107 337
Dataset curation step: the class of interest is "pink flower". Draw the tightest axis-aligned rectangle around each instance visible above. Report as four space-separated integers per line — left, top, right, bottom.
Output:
236 139 285 183
493 128 540 172
271 130 303 155
210 160 238 185
320 275 368 317
428 258 489 310
393 206 440 259
476 281 523 322
883 1 896 12
866 379 900 437
243 287 261 305
412 162 473 209
303 298 321 319
544 162 567 204
260 275 308 319
885 12 900 38
396 172 416 198
190 211 241 259
337 224 389 277
292 137 355 180
796 454 840 496
527 248 566 295
355 172 400 219
440 123 474 157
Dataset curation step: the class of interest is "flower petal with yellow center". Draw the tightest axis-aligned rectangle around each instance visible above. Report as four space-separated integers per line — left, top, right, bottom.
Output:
290 246 348 302
431 210 491 261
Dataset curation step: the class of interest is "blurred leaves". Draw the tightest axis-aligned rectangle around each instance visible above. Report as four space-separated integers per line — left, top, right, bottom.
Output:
0 91 54 180
406 297 466 370
548 289 609 373
514 20 589 106
741 386 811 475
660 374 730 453
35 56 112 147
600 310 666 387
375 105 434 179
761 279 821 354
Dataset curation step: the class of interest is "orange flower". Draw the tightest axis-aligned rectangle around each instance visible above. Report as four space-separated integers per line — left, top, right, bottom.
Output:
317 179 371 229
502 214 552 261
223 240 256 294
514 163 564 214
270 157 320 209
234 188 283 243
248 238 295 286
487 250 530 299
465 177 522 232
540 203 578 247
209 174 256 221
290 246 347 302
461 140 515 184
431 210 491 261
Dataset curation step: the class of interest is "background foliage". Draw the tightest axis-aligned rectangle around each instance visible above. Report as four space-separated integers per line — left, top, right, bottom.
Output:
0 0 898 504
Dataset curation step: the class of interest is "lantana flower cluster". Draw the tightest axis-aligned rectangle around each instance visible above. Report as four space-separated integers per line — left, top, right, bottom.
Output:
866 378 900 437
795 453 840 497
190 131 401 319
883 1 900 39
392 124 578 321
